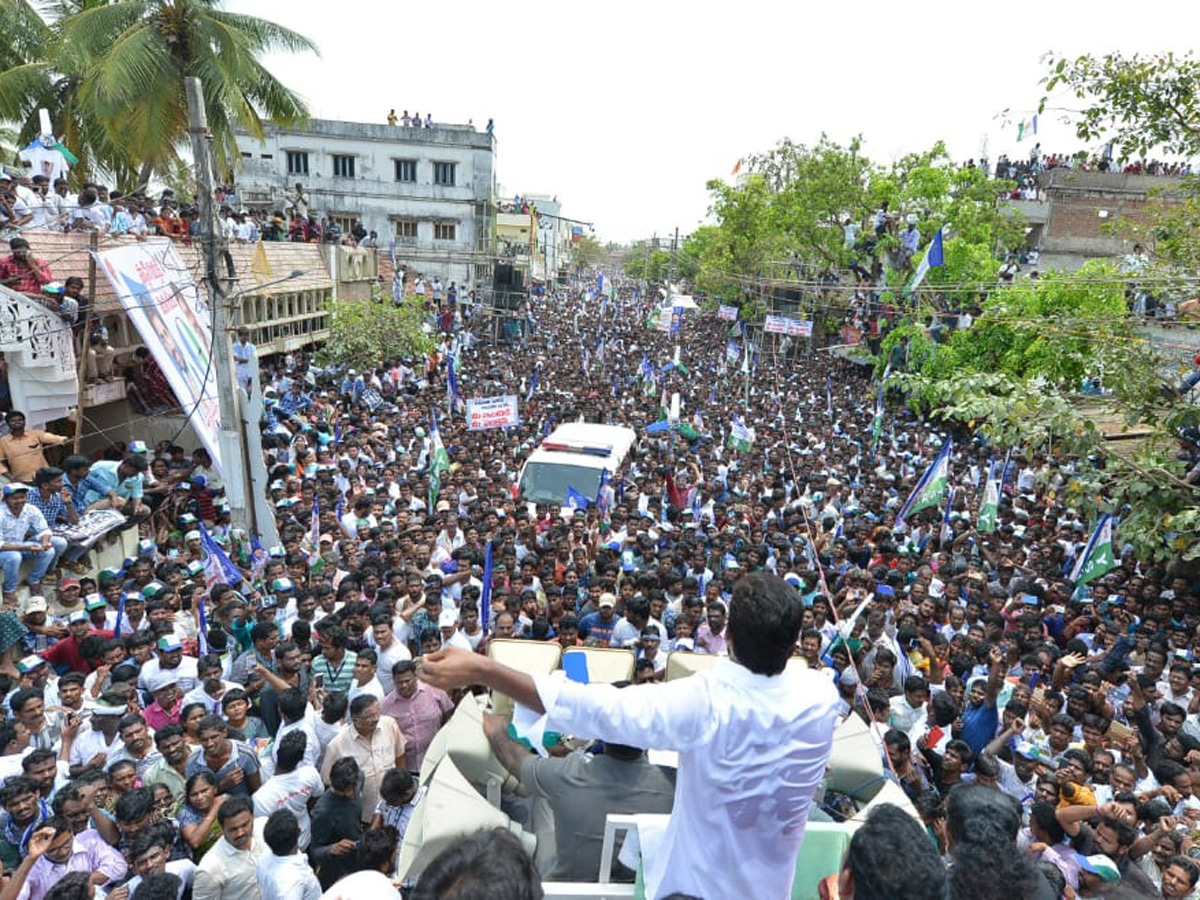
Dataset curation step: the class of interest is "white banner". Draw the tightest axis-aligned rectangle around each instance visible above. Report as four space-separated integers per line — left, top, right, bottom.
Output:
787 319 813 337
763 315 789 334
95 240 223 470
466 394 520 430
717 305 738 321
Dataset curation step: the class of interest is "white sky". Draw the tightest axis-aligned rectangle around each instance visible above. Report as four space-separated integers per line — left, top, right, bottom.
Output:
225 0 1193 243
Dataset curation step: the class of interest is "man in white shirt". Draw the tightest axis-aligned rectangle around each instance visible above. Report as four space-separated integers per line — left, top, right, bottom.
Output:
232 329 257 395
193 797 267 900
256 809 321 900
252 732 323 851
421 572 840 900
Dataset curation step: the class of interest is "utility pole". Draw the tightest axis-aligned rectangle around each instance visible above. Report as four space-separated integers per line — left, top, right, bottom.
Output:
669 226 679 286
186 77 249 534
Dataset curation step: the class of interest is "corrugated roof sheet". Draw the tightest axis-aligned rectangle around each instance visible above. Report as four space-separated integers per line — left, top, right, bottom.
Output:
21 232 332 314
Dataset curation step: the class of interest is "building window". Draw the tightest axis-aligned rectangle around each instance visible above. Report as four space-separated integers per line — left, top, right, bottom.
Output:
332 214 356 235
286 151 309 176
394 159 417 183
332 154 355 179
240 151 252 159
433 162 456 186
434 221 457 241
394 219 418 240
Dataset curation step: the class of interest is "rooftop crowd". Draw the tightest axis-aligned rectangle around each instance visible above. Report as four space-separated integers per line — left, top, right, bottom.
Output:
0 254 1196 899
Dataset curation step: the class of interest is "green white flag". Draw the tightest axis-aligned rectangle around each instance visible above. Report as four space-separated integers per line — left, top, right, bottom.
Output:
728 417 755 452
427 415 450 509
897 439 953 528
976 474 1000 533
1070 514 1117 586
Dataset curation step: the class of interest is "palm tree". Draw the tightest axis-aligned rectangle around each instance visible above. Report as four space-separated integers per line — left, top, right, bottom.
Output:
0 0 316 187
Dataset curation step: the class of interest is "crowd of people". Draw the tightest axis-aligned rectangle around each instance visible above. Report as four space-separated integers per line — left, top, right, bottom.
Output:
0 256 1199 899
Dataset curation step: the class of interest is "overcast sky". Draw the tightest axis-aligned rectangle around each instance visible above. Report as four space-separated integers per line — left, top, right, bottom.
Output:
224 0 1189 243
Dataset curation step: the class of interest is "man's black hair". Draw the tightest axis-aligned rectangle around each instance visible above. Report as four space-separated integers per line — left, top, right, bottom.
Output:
115 786 156 825
44 872 92 900
411 827 541 900
726 573 804 675
217 795 254 826
842 802 945 900
329 757 359 793
275 730 306 774
263 808 300 856
357 825 398 872
131 873 182 900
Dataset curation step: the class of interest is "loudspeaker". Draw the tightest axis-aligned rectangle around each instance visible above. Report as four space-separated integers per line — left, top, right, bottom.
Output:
494 263 514 287
486 638 563 717
418 694 519 792
561 647 635 684
824 711 884 797
397 757 536 881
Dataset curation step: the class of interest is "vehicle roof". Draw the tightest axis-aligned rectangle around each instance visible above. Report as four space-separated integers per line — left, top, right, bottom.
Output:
524 423 637 470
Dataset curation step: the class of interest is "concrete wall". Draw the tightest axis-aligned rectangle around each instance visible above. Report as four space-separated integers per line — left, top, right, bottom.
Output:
1040 169 1184 268
234 119 495 288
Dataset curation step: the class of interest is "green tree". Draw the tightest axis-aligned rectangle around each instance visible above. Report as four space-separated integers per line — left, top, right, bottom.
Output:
1042 51 1200 159
622 244 670 282
0 0 316 185
318 295 433 371
570 234 607 272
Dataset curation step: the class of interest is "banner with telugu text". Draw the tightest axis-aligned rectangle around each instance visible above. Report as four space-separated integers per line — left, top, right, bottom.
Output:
466 394 520 430
94 239 223 471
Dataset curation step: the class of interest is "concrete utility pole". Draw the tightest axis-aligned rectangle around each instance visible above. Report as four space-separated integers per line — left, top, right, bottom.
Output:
669 226 679 286
186 77 249 533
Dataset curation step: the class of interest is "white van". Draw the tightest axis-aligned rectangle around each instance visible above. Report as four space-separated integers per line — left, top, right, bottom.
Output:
517 423 637 505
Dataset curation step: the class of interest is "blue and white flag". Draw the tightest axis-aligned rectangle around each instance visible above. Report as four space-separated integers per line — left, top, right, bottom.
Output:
597 468 611 518
480 540 494 633
565 485 591 510
199 523 243 586
905 227 945 296
939 486 957 548
309 494 320 554
526 362 542 402
197 595 209 656
447 353 463 411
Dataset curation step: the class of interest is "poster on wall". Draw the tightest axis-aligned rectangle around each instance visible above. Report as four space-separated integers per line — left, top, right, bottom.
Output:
94 239 223 471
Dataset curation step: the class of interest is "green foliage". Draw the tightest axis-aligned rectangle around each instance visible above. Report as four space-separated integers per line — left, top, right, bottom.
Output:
622 246 671 282
569 234 607 272
695 136 1020 311
0 0 316 185
318 296 432 371
1042 51 1200 159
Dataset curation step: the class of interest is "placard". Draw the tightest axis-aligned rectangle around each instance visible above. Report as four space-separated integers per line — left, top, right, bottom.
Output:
466 394 520 430
717 305 738 321
763 315 790 334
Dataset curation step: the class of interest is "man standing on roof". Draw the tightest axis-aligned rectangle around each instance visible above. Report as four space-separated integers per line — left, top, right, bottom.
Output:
422 572 839 900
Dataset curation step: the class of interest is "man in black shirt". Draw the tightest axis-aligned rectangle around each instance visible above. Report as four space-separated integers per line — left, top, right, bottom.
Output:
309 757 361 890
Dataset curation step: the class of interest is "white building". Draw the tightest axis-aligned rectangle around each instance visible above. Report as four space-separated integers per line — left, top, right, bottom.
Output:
233 119 495 288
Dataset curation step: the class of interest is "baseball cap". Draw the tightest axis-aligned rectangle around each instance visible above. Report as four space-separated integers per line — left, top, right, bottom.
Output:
598 593 616 609
16 655 46 674
2 483 30 496
84 593 107 611
58 578 80 590
67 610 89 624
272 577 295 592
147 669 180 692
1074 854 1120 884
18 594 48 620
157 635 183 652
438 609 459 628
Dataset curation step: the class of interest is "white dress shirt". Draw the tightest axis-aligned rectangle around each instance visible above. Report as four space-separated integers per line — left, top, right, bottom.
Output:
194 818 267 900
531 658 840 900
252 767 324 850
256 851 321 900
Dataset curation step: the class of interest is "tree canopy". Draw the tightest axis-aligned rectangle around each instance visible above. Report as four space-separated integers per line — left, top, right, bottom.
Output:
0 0 317 186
